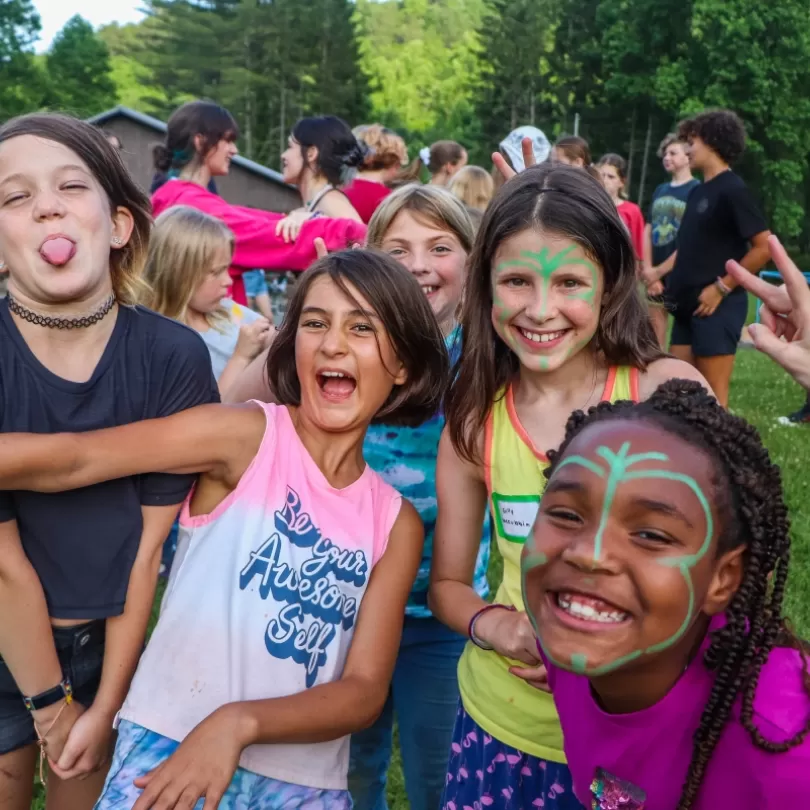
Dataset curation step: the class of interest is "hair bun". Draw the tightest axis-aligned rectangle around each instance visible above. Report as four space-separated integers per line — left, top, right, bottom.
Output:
153 142 172 172
342 142 368 169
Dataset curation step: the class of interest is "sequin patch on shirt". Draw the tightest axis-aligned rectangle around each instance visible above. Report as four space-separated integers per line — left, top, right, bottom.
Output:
591 767 646 809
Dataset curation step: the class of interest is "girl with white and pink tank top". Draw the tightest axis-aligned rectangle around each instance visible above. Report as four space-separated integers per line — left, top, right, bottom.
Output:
122 401 399 792
0 250 449 810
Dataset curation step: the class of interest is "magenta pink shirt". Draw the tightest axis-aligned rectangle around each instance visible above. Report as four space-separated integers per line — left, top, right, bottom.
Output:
543 616 810 809
151 180 367 303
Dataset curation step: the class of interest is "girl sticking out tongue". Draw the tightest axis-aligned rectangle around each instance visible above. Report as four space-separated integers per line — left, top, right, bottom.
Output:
0 113 218 810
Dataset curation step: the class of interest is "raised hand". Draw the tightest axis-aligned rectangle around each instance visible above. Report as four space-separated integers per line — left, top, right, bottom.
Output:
727 235 810 389
492 137 538 183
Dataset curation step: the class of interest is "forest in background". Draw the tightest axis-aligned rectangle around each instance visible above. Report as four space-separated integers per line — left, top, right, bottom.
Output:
1 0 809 256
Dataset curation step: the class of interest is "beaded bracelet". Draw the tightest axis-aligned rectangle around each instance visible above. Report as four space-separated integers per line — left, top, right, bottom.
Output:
715 276 732 297
468 603 516 650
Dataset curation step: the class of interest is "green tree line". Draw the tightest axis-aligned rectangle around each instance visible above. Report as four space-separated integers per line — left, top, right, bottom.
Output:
2 0 809 254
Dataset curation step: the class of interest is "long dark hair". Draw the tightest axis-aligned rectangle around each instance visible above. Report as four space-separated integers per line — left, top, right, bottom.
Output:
546 379 810 809
0 113 152 306
154 100 238 175
292 116 366 187
445 164 662 464
267 249 448 427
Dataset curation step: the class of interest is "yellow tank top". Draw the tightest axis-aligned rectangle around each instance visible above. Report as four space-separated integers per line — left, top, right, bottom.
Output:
457 366 640 760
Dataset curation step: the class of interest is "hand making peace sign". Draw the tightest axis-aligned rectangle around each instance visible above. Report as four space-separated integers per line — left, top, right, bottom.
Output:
727 235 810 391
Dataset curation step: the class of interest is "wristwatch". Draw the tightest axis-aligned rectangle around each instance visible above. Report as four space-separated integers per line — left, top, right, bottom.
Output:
22 678 73 712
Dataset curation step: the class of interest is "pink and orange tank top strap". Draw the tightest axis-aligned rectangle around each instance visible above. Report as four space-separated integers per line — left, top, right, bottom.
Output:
456 366 639 761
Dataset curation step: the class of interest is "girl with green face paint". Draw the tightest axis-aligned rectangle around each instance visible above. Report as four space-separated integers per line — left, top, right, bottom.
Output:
521 380 810 810
430 164 712 810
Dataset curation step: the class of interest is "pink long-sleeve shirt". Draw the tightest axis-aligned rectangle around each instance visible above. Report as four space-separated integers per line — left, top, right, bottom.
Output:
151 180 367 304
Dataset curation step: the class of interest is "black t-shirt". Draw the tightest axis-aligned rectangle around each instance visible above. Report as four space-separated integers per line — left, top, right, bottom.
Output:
668 171 767 309
648 178 700 266
0 303 219 619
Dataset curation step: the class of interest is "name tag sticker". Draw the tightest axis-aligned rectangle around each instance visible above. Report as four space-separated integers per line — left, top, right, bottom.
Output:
491 494 540 543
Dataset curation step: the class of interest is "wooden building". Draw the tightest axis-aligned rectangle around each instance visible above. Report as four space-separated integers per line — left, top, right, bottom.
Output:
88 106 300 213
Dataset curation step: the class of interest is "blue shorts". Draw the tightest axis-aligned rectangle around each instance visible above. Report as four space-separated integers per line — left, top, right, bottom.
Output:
0 620 105 755
243 269 269 299
670 288 747 357
95 720 352 810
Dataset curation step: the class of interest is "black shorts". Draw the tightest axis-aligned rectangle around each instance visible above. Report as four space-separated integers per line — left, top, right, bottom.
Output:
0 620 105 755
670 289 747 357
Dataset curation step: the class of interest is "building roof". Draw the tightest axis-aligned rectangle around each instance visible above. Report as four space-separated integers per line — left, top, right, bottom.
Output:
88 105 291 188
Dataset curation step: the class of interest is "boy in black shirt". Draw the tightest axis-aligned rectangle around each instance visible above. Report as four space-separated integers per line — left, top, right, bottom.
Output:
645 109 771 406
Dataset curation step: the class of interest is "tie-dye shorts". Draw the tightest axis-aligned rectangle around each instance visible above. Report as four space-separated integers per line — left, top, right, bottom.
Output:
440 702 584 810
94 719 352 810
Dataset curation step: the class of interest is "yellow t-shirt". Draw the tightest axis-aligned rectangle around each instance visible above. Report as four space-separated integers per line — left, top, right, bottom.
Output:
457 366 640 761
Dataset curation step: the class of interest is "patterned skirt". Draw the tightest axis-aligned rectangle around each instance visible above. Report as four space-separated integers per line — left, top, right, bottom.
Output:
440 701 584 810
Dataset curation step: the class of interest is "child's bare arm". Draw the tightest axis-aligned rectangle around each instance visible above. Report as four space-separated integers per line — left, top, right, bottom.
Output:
0 403 264 492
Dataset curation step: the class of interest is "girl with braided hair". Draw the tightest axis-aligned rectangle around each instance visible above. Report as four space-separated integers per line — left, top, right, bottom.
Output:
522 378 810 810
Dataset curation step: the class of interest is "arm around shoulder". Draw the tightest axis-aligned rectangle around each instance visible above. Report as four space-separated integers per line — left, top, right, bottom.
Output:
0 403 266 492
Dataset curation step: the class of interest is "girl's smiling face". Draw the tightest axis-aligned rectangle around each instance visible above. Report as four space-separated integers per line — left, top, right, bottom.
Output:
381 210 467 335
295 275 406 433
522 418 743 679
203 136 238 177
491 228 602 373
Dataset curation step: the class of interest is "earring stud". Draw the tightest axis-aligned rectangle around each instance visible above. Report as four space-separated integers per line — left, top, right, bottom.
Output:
112 237 123 246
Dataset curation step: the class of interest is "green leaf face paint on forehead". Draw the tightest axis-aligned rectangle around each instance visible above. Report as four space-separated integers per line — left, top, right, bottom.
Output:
521 440 715 677
495 246 599 304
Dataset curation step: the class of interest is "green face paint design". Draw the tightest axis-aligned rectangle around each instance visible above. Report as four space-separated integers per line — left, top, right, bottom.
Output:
492 246 600 371
520 440 714 677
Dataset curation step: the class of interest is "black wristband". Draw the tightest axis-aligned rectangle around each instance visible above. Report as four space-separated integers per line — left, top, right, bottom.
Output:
23 678 73 712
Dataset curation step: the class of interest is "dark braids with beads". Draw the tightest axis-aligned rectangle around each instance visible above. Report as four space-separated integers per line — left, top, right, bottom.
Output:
544 379 810 810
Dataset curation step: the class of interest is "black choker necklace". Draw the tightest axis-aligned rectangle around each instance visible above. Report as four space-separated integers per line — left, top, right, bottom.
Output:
7 293 116 330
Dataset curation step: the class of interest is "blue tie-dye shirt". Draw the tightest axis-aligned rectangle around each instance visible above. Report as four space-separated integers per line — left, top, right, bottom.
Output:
363 327 491 617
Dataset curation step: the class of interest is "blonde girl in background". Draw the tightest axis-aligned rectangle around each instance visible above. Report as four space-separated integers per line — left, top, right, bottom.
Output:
447 165 495 227
344 124 409 224
142 206 272 399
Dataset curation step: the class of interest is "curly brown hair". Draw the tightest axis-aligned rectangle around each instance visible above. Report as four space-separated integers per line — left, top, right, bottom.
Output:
678 109 747 166
546 379 810 809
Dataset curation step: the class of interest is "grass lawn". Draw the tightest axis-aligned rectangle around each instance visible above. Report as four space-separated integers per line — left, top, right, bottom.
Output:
30 318 810 809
